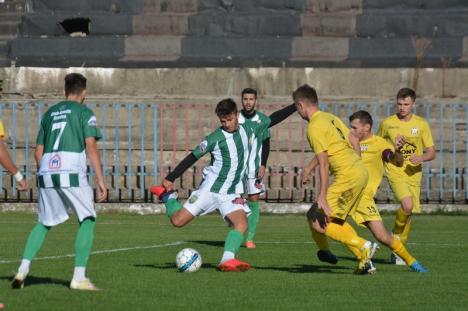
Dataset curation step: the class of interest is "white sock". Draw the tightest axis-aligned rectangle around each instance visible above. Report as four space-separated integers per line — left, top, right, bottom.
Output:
220 251 235 264
18 259 31 275
72 267 86 282
363 241 371 249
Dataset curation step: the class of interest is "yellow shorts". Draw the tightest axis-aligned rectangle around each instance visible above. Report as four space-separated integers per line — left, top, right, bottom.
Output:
351 193 382 226
327 167 368 221
387 177 421 213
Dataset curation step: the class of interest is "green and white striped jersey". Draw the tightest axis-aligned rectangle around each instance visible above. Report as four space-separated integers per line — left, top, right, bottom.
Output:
36 101 102 188
192 120 270 194
238 110 271 178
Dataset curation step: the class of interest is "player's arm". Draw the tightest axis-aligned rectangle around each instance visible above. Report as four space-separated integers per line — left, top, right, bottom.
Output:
268 103 296 127
34 144 44 167
258 137 270 179
163 153 198 191
301 156 318 185
86 137 107 202
316 151 332 217
348 132 361 157
0 137 27 190
382 149 404 167
409 146 436 165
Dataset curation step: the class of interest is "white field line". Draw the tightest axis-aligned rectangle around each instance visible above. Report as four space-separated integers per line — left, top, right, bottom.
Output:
0 241 185 264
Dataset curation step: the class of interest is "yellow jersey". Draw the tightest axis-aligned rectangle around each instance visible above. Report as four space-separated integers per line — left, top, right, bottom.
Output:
377 114 434 184
307 111 361 176
360 135 394 197
0 120 4 137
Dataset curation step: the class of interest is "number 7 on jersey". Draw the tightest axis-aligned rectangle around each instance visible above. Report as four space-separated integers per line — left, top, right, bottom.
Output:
52 122 67 150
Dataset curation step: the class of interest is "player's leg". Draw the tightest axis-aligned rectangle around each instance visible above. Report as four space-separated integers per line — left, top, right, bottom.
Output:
306 203 338 264
245 193 260 248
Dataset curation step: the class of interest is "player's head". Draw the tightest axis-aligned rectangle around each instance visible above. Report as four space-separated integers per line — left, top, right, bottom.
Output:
292 84 318 120
396 88 416 119
241 88 258 115
349 110 373 141
216 98 239 133
64 73 87 103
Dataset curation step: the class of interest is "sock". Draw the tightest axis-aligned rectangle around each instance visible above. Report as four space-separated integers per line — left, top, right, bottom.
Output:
339 222 362 259
18 259 31 275
310 226 329 250
166 198 182 219
246 201 260 241
390 237 416 266
220 251 235 264
393 208 411 236
324 222 367 250
223 229 244 258
400 217 412 244
75 218 95 267
22 223 50 261
73 267 86 282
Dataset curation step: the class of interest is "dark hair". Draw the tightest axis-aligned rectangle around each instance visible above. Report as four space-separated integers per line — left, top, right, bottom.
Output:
241 88 257 98
65 73 87 96
349 110 373 127
396 88 416 102
215 98 238 117
292 84 318 105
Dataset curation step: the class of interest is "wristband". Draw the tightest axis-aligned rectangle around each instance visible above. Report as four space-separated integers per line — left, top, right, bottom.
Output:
14 171 24 182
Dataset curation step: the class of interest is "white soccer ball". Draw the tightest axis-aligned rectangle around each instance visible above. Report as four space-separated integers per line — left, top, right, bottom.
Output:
175 248 202 272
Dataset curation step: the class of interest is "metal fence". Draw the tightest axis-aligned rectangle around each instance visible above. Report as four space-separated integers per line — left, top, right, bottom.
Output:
0 101 466 203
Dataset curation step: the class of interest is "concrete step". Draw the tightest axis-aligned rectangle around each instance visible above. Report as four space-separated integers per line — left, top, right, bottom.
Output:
32 0 144 14
0 21 19 36
0 12 23 22
302 13 356 36
143 0 197 13
133 14 189 35
357 12 468 38
188 13 302 37
0 1 26 13
305 0 362 13
362 0 468 11
198 0 305 13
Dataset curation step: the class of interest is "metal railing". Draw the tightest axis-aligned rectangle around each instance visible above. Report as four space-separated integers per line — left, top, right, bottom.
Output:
0 101 466 203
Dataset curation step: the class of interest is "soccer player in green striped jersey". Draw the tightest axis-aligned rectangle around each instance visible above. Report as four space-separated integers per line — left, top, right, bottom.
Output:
151 98 296 272
12 73 107 291
238 88 270 249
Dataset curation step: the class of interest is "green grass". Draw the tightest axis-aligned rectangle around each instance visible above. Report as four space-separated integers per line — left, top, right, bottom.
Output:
1 213 467 310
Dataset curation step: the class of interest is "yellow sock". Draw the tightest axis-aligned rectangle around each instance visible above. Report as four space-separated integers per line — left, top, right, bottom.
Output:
310 228 329 250
400 218 412 244
390 237 416 265
324 222 366 250
393 208 410 235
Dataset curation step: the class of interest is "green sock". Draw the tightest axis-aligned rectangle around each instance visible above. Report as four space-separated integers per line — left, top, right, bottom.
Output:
75 218 95 267
166 198 182 219
22 223 50 260
246 201 260 241
224 230 244 255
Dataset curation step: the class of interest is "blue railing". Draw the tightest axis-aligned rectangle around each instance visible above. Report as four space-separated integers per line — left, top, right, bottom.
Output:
0 101 466 203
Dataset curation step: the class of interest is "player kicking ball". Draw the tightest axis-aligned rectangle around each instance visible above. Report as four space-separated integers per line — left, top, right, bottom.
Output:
151 98 296 272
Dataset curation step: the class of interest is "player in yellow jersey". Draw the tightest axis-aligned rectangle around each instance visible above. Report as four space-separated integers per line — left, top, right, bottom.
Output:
294 84 374 274
377 88 435 265
348 110 428 272
0 120 27 191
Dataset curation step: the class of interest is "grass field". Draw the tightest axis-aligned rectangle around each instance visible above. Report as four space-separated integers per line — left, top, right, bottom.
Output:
0 212 467 310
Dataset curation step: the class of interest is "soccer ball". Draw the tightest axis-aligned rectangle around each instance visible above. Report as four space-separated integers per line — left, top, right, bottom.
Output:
175 248 202 272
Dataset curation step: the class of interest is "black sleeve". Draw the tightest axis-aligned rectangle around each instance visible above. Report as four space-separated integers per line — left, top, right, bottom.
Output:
269 103 296 127
166 153 198 182
261 138 270 166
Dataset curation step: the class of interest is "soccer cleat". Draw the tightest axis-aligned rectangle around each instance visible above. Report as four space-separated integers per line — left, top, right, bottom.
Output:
367 260 377 274
410 261 428 273
390 252 406 266
70 278 101 291
245 241 256 249
355 242 373 275
218 259 251 272
149 185 177 203
317 250 338 265
369 242 380 259
11 272 27 289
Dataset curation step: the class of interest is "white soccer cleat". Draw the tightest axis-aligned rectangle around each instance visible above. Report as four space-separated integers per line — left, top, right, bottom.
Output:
390 252 406 266
11 271 27 289
70 278 101 291
369 242 380 259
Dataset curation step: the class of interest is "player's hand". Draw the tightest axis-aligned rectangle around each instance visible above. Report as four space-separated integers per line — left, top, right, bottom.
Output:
301 167 313 185
162 179 174 192
409 154 424 165
317 195 332 219
257 165 266 179
16 179 27 191
395 135 406 150
96 180 107 202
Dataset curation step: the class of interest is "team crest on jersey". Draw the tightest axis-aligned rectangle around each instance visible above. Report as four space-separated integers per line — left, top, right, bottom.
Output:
360 144 368 152
48 154 61 169
88 116 98 127
411 127 419 135
189 195 198 204
199 140 208 152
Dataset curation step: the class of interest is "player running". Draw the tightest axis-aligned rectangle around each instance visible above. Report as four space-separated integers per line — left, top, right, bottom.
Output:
294 84 374 274
12 73 107 290
377 88 435 265
151 98 296 272
238 88 270 249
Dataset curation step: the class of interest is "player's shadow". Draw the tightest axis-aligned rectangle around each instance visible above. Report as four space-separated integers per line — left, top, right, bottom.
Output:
254 264 350 274
188 240 224 248
0 275 69 288
133 263 218 270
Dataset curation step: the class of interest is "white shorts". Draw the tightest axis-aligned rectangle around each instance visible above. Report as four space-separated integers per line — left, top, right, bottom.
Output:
183 187 250 219
246 178 265 196
38 187 96 226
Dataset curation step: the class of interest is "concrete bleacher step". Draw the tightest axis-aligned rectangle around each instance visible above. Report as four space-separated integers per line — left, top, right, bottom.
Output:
198 0 304 13
143 0 197 13
0 0 26 13
305 0 362 13
0 21 19 37
362 0 467 10
302 13 357 37
32 0 144 14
